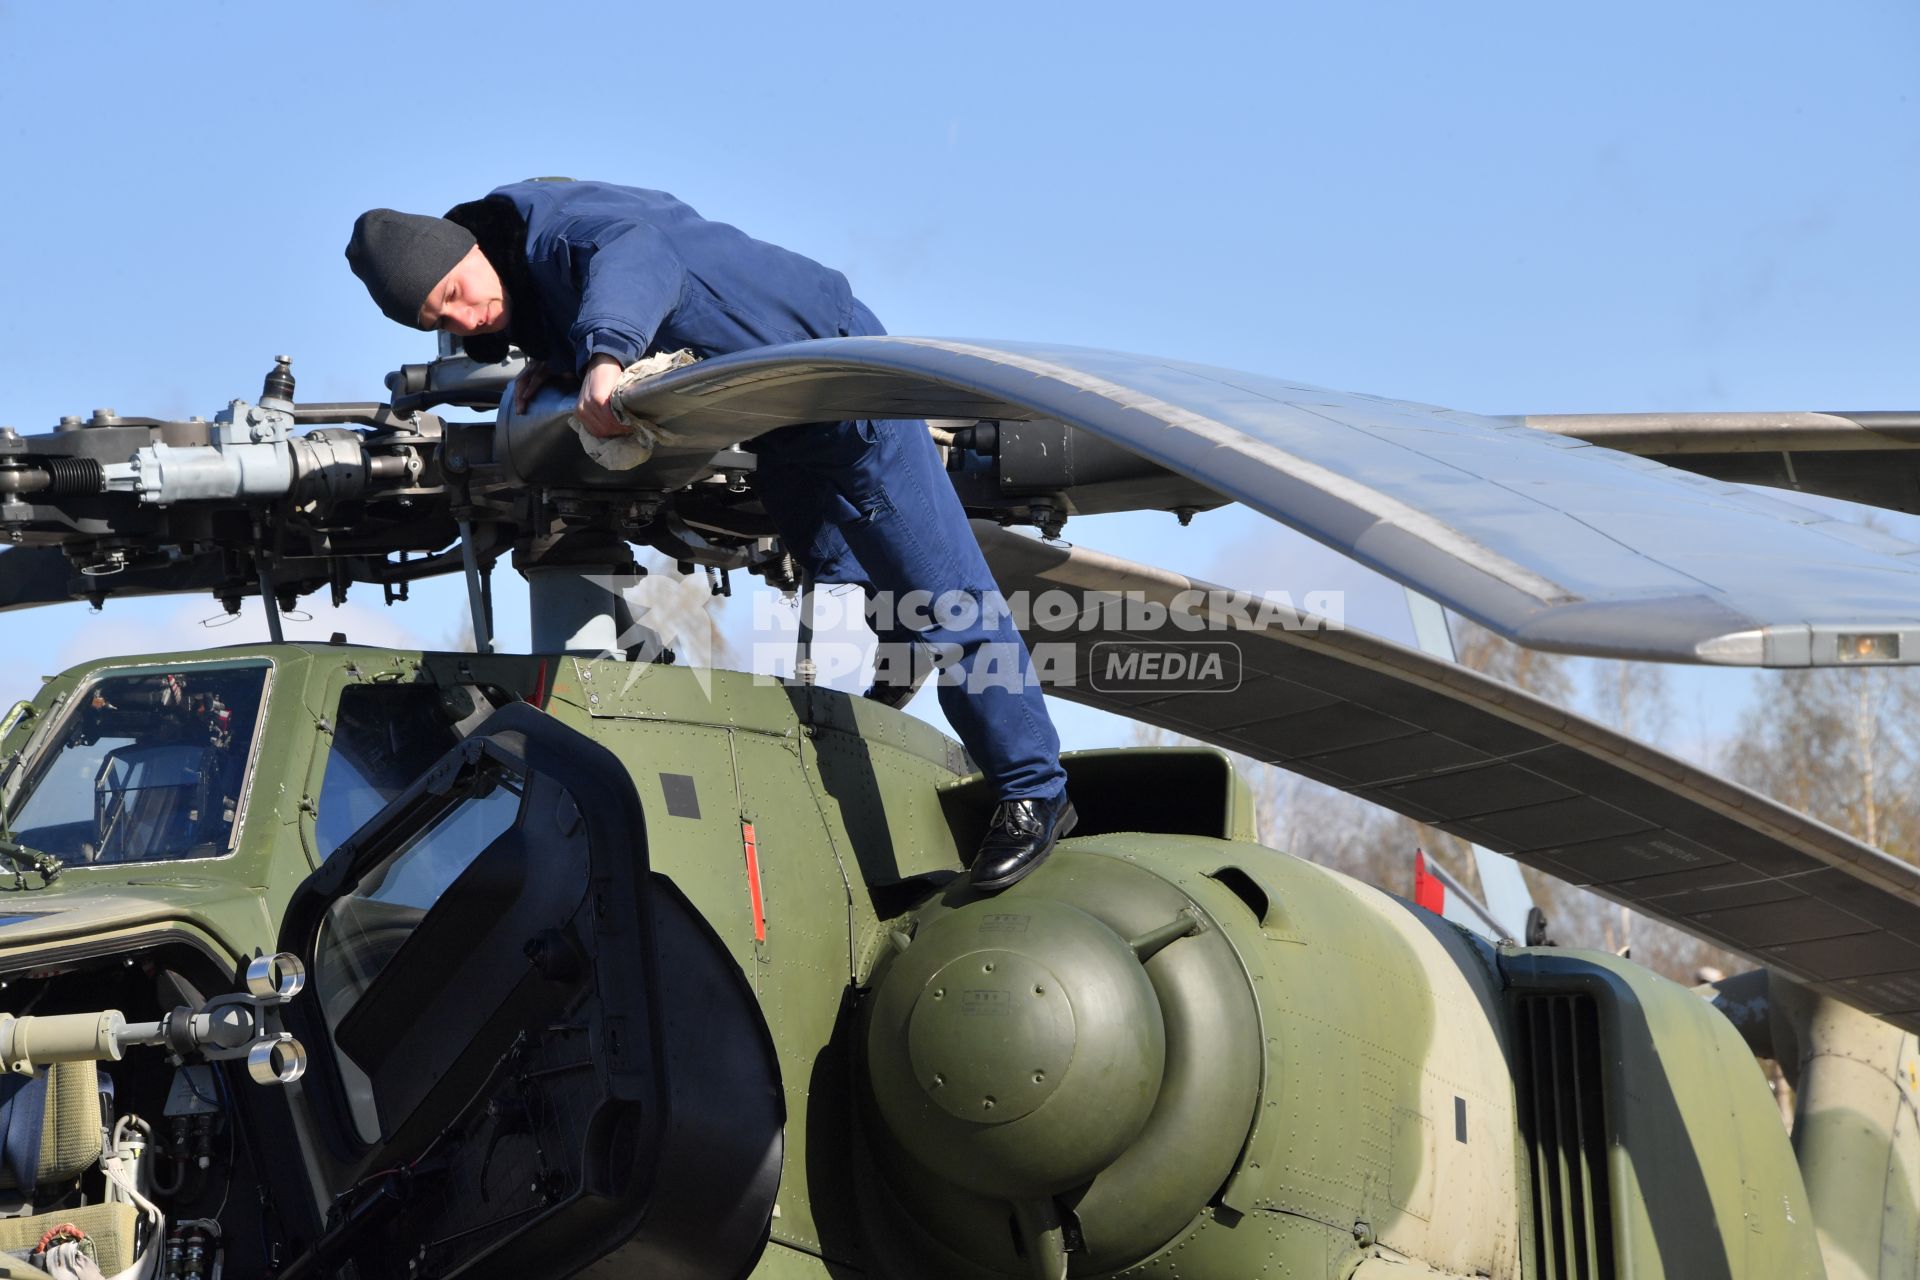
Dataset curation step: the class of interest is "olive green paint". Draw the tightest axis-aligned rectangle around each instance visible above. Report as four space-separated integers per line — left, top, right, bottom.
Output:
0 645 1867 1279
1506 950 1827 1279
1770 981 1920 1280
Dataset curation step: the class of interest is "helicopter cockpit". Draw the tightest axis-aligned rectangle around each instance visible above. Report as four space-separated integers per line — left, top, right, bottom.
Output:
4 663 266 866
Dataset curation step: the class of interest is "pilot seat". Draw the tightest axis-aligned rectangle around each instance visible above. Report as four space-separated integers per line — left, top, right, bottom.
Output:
0 1064 143 1278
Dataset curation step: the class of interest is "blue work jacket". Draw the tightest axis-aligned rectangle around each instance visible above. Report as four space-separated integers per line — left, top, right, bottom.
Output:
490 180 864 375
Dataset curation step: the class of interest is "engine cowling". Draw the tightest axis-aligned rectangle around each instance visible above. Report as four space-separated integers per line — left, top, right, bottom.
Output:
859 848 1263 1276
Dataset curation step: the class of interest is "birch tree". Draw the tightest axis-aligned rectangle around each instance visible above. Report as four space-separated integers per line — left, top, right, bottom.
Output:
1729 666 1920 862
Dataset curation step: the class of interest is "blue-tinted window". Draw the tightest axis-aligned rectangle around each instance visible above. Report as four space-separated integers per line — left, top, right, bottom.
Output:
314 685 476 858
313 781 523 1033
8 665 267 865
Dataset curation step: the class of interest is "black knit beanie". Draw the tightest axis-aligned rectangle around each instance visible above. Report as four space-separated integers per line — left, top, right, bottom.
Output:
346 209 478 329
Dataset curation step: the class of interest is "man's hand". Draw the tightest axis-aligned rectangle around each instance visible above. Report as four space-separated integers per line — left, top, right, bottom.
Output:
575 354 630 439
512 359 552 414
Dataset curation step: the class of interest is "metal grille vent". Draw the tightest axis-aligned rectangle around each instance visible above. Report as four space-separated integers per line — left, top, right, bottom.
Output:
1513 993 1617 1280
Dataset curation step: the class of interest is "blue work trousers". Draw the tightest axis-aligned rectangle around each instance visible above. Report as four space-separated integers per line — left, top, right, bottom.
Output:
754 416 1066 802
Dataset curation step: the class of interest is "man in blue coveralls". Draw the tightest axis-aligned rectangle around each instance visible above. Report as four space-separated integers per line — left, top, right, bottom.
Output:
345 179 1074 890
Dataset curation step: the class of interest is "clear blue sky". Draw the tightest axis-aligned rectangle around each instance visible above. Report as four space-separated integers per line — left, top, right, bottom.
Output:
2 0 1916 760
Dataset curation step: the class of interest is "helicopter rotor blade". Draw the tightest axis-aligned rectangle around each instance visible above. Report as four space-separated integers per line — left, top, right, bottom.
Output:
0 546 259 612
1522 410 1920 517
975 522 1920 1034
0 547 83 612
609 337 1920 667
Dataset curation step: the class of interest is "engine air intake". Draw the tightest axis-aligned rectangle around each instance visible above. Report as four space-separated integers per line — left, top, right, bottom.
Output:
1513 993 1617 1280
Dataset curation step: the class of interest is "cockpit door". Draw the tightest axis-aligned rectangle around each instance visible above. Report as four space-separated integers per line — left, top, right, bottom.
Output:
276 702 782 1279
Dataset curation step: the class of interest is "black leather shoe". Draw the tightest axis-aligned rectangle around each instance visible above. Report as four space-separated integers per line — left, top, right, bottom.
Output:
970 791 1077 891
862 679 919 710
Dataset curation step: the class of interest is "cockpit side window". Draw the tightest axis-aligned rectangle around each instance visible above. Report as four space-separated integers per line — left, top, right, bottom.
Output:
310 772 524 1145
5 664 268 866
314 684 496 860
313 779 524 1037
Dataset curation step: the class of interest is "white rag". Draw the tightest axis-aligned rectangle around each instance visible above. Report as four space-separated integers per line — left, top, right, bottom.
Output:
570 349 700 471
39 1240 105 1280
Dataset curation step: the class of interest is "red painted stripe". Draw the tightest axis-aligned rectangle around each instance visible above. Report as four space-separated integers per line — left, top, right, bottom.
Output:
742 821 766 942
530 658 549 708
1413 849 1446 915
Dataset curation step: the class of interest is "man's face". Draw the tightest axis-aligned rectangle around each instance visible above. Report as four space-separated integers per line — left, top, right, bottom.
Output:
417 246 508 335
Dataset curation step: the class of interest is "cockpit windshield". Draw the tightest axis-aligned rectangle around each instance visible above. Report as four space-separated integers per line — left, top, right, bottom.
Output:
5 664 268 866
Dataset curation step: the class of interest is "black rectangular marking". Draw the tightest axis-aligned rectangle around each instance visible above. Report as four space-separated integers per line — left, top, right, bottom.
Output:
1454 1095 1467 1143
660 772 701 819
